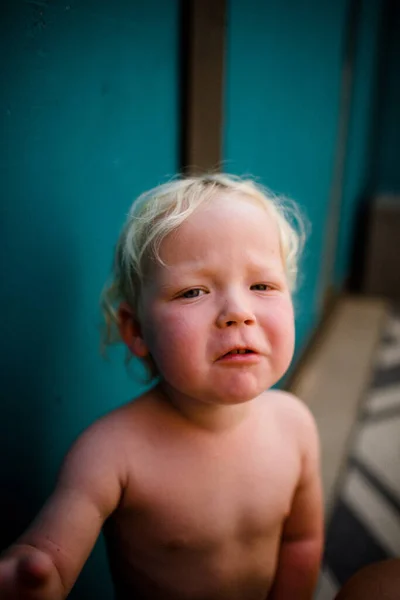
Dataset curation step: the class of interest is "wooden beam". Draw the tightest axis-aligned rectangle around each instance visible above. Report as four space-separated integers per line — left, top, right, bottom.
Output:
180 0 226 174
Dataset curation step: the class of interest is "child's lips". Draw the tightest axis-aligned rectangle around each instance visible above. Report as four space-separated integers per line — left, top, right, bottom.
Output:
217 353 261 364
216 348 261 362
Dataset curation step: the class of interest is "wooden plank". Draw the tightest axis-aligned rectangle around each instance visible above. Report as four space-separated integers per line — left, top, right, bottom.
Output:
180 0 226 173
289 295 388 517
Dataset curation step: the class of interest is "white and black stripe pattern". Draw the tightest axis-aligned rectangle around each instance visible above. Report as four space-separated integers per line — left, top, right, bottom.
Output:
315 307 400 599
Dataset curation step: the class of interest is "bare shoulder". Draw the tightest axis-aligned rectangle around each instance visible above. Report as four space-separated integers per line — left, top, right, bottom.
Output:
259 390 319 448
58 391 153 485
102 386 171 435
260 389 313 417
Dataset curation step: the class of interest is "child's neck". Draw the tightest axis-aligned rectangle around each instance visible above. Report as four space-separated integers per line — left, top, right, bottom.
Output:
157 382 255 434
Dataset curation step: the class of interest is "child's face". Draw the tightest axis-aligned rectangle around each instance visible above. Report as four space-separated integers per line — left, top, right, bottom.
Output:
139 194 295 406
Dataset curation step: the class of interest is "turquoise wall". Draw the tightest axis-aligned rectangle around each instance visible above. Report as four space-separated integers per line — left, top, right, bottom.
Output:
224 0 348 359
0 1 179 597
334 0 383 288
0 0 394 595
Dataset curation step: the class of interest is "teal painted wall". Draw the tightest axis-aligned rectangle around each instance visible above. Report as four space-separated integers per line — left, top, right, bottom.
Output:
373 0 400 193
334 0 383 288
224 0 348 359
1 0 395 595
0 1 179 597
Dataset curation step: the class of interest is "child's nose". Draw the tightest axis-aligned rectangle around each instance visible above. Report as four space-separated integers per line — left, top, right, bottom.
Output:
216 296 256 328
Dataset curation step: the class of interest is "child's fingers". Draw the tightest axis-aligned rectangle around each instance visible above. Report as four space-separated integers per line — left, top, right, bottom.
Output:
0 549 54 599
17 550 54 588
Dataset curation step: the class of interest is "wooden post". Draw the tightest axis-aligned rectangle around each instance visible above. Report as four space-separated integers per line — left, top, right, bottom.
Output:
180 0 226 174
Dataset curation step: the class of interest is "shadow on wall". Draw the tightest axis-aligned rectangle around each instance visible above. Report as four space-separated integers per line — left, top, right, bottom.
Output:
0 187 121 598
0 217 79 549
347 191 371 293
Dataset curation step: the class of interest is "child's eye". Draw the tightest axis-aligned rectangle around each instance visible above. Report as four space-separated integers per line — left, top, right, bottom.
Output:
251 283 272 291
181 288 205 299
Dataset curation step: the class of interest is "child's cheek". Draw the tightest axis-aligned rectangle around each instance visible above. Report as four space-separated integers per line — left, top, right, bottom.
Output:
144 312 200 368
265 299 295 350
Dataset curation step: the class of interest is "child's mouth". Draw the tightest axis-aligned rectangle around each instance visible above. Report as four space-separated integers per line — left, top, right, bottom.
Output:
217 348 259 362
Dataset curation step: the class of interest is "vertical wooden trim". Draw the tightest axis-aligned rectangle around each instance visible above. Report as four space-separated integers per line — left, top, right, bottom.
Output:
180 0 226 174
318 0 362 309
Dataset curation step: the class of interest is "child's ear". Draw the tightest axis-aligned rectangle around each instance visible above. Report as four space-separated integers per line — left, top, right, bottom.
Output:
117 302 149 358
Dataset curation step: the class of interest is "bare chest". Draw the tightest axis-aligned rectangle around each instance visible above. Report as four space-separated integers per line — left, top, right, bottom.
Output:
111 430 299 553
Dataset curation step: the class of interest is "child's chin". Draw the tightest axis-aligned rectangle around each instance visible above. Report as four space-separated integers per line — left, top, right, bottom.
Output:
215 383 268 405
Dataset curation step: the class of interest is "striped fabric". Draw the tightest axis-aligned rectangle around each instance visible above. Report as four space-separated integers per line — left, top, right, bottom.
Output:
315 307 400 599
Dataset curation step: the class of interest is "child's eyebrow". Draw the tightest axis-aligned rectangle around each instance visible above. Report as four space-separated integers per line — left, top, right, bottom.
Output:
157 265 214 286
159 260 213 276
247 264 285 278
158 261 285 284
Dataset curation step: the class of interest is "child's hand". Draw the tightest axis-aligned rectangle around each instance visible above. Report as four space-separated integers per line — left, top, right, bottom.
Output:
0 545 64 600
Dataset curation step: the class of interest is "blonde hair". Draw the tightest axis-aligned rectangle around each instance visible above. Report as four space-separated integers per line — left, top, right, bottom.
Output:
101 173 307 357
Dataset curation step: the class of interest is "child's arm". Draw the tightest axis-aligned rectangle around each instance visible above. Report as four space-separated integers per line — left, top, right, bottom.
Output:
269 398 324 600
0 420 125 600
